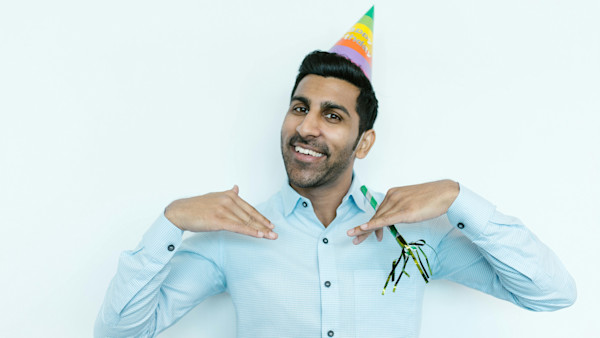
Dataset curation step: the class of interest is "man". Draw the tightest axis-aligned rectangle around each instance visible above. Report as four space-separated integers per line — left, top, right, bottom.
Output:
95 9 576 338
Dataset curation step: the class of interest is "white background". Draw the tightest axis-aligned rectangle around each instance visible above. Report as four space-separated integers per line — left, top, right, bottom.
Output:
1 0 598 337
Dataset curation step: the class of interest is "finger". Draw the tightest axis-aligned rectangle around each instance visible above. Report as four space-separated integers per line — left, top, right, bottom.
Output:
350 226 387 239
224 214 279 240
347 223 382 237
370 188 405 223
347 214 397 237
352 232 372 245
360 211 397 231
223 188 275 230
347 225 368 237
219 212 265 237
222 201 278 239
376 228 383 242
230 193 276 230
233 212 278 239
373 190 396 217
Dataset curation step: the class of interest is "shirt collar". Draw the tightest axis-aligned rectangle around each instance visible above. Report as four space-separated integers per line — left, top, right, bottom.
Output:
280 174 369 217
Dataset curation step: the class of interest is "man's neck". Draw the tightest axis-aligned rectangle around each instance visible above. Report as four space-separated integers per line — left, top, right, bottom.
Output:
291 172 353 227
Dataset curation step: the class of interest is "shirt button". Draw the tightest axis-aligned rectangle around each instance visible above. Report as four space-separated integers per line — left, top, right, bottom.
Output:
324 281 331 287
328 330 334 337
457 222 465 229
302 201 308 207
322 238 329 244
167 244 175 251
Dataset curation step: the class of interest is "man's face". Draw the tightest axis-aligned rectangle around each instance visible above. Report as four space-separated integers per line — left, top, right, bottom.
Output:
281 74 362 189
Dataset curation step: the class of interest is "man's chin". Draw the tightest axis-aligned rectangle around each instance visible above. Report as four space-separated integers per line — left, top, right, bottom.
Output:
286 170 325 189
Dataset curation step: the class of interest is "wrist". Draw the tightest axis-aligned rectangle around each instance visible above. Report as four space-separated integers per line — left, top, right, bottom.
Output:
164 201 186 231
443 179 460 211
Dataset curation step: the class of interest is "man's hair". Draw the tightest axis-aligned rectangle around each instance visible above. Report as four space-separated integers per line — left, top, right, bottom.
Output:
291 50 378 136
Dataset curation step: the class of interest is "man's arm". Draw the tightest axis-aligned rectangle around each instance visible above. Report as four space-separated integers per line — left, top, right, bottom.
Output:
164 185 277 239
94 214 220 337
436 184 575 310
95 186 277 337
347 180 576 311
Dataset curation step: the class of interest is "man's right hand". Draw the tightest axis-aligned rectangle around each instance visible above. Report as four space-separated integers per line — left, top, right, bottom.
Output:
164 185 278 239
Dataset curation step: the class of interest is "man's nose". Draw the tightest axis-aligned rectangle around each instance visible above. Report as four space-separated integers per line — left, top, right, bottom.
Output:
296 111 321 138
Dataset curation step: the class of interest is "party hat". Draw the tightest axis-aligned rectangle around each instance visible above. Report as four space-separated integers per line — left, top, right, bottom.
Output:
329 6 374 80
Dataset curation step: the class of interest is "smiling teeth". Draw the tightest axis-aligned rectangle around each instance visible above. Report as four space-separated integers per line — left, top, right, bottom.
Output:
295 146 324 157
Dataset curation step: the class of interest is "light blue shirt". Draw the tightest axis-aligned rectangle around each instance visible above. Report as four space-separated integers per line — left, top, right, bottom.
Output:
95 177 576 337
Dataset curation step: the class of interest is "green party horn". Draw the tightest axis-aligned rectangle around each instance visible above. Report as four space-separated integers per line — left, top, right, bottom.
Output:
360 185 433 294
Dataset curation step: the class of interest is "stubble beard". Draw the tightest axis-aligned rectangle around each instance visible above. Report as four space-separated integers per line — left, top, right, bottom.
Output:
281 134 356 189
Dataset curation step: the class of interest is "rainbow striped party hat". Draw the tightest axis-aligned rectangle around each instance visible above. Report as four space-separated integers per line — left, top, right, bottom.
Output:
329 6 374 81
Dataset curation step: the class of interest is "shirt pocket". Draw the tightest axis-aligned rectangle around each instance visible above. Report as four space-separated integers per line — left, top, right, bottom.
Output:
353 269 420 338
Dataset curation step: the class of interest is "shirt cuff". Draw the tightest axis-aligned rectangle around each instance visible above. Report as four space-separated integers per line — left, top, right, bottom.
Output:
140 213 184 264
446 183 497 241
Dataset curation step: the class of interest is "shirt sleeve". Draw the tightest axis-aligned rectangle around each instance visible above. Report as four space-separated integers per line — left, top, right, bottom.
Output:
430 184 577 311
94 213 227 337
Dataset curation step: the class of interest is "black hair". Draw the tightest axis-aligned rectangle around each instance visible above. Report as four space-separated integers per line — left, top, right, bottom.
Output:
291 50 378 136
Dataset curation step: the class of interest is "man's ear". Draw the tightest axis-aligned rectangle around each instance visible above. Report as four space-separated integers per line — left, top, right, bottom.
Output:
355 129 376 159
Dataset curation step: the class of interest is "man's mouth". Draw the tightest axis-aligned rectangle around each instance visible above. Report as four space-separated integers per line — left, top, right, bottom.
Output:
294 145 325 158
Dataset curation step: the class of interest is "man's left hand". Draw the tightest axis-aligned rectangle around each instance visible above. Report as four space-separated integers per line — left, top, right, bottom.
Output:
347 179 460 245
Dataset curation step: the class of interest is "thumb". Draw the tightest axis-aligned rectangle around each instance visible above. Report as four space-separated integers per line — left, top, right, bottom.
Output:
231 184 240 195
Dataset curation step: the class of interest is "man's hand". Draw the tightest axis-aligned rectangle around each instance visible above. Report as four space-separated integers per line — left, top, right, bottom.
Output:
347 179 459 244
164 185 278 239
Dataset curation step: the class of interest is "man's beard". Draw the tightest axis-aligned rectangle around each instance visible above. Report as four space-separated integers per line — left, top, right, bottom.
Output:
281 133 356 189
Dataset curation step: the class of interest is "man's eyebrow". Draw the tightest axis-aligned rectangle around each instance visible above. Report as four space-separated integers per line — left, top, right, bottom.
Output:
321 101 350 118
291 96 310 106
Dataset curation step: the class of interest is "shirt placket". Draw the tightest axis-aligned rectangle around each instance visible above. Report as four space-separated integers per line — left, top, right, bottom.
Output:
317 228 339 338
297 196 347 338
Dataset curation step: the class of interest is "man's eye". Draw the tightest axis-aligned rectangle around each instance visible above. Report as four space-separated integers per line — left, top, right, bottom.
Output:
293 106 308 113
325 113 341 121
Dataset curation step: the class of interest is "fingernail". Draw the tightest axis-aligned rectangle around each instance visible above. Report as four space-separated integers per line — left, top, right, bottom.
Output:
257 231 264 238
347 229 355 235
360 224 368 230
353 237 359 245
267 232 277 239
268 222 275 229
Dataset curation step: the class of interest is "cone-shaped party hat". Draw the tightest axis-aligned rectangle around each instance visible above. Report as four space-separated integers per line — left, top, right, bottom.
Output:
329 6 374 81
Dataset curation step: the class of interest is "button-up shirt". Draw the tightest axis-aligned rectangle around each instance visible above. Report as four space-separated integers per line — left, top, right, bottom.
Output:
95 177 576 337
